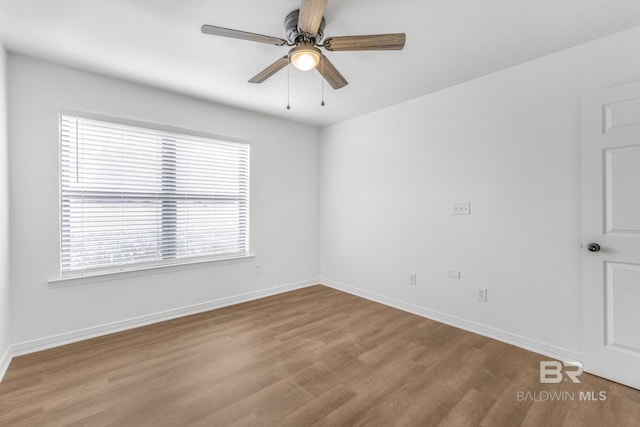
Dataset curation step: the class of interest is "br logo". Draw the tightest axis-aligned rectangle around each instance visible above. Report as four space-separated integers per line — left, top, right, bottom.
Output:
539 361 583 384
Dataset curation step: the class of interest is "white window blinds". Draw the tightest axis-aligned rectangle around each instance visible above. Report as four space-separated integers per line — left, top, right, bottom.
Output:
59 114 250 275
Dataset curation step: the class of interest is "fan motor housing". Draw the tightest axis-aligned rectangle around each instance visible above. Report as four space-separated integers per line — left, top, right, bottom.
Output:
285 9 324 44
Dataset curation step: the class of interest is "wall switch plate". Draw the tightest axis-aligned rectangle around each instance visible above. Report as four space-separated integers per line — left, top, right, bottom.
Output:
451 201 471 215
447 269 461 279
409 273 417 285
477 287 487 302
256 265 262 275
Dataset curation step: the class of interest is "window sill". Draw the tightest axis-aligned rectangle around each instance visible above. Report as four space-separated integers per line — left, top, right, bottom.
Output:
48 254 255 288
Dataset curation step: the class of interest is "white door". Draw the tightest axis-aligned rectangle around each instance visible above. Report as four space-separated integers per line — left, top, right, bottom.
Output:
582 81 640 390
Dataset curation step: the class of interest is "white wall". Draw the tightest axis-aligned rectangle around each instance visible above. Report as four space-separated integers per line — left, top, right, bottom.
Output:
0 44 11 371
8 54 319 345
320 27 640 358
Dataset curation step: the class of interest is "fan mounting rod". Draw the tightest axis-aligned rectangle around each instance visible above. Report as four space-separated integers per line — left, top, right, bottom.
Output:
285 10 325 45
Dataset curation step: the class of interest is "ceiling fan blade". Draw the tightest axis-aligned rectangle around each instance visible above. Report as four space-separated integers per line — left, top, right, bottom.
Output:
324 33 406 51
298 0 327 36
316 54 348 90
201 25 287 46
249 56 290 83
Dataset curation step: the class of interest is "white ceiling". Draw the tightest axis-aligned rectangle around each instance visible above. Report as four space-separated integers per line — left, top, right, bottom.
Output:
1 0 640 127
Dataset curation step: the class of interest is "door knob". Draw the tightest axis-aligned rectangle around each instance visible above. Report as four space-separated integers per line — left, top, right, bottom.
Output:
587 243 601 252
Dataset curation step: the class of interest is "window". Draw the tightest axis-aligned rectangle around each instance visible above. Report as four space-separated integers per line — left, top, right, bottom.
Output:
59 114 250 276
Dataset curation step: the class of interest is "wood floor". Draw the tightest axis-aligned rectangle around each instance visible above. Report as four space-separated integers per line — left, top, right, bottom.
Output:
1 285 639 426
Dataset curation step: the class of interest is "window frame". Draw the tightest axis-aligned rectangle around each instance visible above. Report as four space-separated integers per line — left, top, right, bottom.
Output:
57 111 251 279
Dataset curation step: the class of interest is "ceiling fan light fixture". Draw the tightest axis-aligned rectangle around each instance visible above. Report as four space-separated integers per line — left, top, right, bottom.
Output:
289 42 321 71
202 0 406 90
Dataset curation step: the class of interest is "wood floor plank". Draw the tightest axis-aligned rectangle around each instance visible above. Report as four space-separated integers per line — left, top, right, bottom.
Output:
437 388 496 427
1 285 639 426
312 360 428 427
271 384 356 427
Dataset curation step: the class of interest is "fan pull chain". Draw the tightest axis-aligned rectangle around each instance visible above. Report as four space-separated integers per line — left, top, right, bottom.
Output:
320 54 325 107
286 64 291 110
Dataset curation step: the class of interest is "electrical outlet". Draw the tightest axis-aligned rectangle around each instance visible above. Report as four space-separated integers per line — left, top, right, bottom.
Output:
323 259 329 271
451 201 471 215
256 265 262 275
409 273 417 285
448 269 461 279
477 287 487 302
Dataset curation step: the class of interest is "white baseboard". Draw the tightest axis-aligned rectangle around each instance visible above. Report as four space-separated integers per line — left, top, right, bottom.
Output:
0 346 11 382
5 279 319 371
321 279 582 363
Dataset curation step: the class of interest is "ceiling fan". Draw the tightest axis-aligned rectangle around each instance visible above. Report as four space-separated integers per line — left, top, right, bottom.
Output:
201 0 406 90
